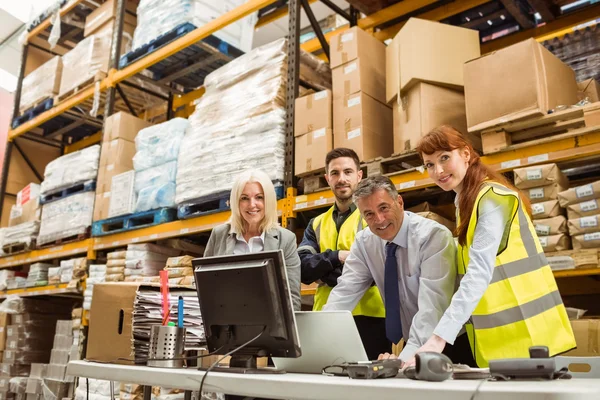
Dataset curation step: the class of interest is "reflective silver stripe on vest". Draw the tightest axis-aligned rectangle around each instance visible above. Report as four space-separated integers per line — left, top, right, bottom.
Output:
471 290 563 329
314 220 322 246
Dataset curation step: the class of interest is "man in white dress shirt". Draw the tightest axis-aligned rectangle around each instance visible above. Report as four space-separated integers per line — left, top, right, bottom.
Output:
323 176 473 364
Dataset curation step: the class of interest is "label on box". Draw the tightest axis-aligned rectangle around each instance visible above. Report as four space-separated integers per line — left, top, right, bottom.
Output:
580 216 598 228
400 181 415 190
584 232 600 241
107 164 115 171
535 224 550 236
347 128 361 140
581 199 599 212
528 154 549 164
576 184 594 198
532 203 545 215
314 91 327 101
341 32 354 42
111 140 119 147
344 63 357 74
526 169 543 180
314 198 327 206
529 187 545 199
501 159 521 169
313 128 326 139
104 192 111 198
347 97 361 108
538 236 548 247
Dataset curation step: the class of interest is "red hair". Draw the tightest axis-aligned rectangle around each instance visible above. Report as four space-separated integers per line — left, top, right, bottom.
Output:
416 125 531 246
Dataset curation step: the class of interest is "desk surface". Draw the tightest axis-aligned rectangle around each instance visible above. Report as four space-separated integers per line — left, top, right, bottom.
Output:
67 360 600 400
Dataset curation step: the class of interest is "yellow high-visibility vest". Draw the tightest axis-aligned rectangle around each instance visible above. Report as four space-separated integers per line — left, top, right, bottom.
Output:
458 182 576 367
312 206 385 317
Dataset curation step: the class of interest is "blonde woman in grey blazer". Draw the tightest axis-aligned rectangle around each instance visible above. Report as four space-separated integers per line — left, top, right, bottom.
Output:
204 169 301 311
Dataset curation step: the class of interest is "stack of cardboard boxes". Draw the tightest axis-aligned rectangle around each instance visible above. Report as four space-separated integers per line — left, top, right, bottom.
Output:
42 321 76 400
559 180 600 250
94 112 153 222
294 90 333 175
514 164 570 252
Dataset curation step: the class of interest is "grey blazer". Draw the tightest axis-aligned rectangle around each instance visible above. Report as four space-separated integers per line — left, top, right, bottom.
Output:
204 223 301 311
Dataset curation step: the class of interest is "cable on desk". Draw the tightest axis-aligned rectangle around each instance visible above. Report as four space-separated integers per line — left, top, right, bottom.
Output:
470 379 488 400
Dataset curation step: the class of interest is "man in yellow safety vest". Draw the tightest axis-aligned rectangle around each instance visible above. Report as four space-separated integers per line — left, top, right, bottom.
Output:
298 148 389 359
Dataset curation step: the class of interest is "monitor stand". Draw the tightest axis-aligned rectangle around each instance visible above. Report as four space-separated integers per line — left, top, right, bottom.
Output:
202 355 286 375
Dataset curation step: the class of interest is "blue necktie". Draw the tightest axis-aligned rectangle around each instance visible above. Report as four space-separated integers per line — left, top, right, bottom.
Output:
384 242 403 344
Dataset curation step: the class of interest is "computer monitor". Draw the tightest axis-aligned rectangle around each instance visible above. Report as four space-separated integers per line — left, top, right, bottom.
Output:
193 250 301 373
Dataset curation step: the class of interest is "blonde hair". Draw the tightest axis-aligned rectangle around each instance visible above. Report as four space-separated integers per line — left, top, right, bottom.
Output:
229 169 279 234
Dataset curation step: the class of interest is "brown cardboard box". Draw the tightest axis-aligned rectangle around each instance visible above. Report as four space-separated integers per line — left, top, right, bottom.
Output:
578 79 600 103
572 232 600 250
84 0 137 37
87 19 136 53
416 212 455 232
558 180 600 207
97 139 136 193
386 18 480 103
526 183 568 204
407 202 456 221
103 112 153 143
294 129 333 176
294 90 332 136
563 319 600 356
568 215 600 236
392 82 469 154
549 249 599 269
8 199 40 227
329 26 386 70
513 164 568 190
332 58 386 104
0 314 8 352
567 199 600 220
333 92 393 161
531 199 563 220
533 215 567 236
538 234 571 252
93 192 111 222
465 39 579 132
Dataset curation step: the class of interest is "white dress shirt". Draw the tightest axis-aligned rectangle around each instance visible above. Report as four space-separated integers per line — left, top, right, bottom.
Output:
232 231 266 255
433 191 514 344
323 211 457 361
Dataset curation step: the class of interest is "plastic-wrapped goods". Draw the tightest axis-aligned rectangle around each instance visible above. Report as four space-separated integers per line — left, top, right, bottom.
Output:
0 270 15 291
135 182 176 212
134 162 178 193
125 251 169 262
19 57 63 113
48 268 61 285
38 192 95 246
128 243 182 256
2 222 39 248
133 120 187 171
59 34 110 97
41 145 100 196
132 0 256 53
9 378 28 394
176 39 289 203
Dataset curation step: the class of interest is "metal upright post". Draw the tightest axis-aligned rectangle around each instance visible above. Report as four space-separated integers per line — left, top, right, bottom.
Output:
104 0 128 117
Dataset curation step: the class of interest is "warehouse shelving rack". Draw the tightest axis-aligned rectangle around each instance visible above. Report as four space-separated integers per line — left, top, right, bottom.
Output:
1 0 600 303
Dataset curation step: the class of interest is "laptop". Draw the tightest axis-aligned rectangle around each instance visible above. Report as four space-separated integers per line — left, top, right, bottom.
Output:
272 311 369 374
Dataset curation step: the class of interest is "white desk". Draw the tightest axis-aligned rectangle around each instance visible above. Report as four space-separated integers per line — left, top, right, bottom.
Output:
67 360 600 400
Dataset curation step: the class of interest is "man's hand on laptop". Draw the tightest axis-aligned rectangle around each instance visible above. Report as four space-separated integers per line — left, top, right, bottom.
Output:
377 352 400 362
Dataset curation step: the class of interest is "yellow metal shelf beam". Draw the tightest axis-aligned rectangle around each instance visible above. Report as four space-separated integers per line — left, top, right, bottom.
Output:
256 0 318 28
64 131 102 154
553 268 600 279
27 0 86 41
358 0 439 30
0 283 81 299
0 239 93 268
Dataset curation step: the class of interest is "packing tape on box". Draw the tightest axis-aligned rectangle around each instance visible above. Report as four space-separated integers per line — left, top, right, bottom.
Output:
307 94 313 109
306 158 312 171
307 131 313 146
345 80 351 97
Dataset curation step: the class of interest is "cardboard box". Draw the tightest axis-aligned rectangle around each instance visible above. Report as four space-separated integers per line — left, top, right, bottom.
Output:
84 0 137 37
294 129 333 176
578 79 600 103
87 19 136 54
549 249 599 269
332 58 386 104
16 184 40 207
407 202 456 221
386 18 480 103
531 199 562 220
416 212 455 232
93 192 111 222
568 215 600 236
29 364 46 379
0 314 8 352
533 215 567 236
514 164 567 190
526 183 568 204
392 82 469 154
465 39 579 132
294 90 332 136
538 234 571 252
572 232 600 250
109 171 136 218
567 199 600 220
563 319 600 356
9 198 40 227
558 180 600 207
97 139 136 193
330 26 386 70
25 379 42 396
333 92 393 161
103 112 153 143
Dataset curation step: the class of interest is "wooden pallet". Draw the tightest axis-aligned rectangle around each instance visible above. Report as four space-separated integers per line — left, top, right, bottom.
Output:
56 71 107 104
481 102 600 154
40 180 97 205
12 97 54 129
37 228 90 249
92 208 177 237
2 240 36 256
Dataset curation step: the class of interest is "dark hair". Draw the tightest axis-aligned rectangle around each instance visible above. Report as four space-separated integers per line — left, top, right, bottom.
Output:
325 148 360 172
353 176 398 203
416 125 531 246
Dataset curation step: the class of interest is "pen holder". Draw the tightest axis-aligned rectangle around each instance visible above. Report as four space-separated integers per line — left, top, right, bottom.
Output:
148 325 186 368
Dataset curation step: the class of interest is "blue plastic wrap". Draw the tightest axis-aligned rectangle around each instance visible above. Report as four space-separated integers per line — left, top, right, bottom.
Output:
133 118 187 171
135 182 176 212
134 162 177 193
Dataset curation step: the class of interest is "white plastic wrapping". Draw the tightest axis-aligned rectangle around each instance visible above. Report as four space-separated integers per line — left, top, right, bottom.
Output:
59 34 110 97
136 182 176 212
176 39 289 203
128 243 181 256
38 192 95 246
0 270 15 291
20 57 62 113
134 162 177 192
132 0 256 53
133 119 187 171
2 222 39 247
41 145 100 195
